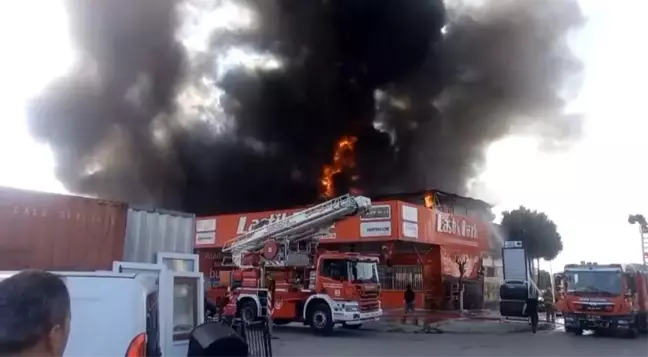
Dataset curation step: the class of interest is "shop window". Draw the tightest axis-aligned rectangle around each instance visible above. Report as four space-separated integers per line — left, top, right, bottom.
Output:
379 265 423 291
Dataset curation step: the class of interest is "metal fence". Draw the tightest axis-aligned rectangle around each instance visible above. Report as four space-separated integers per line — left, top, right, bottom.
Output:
234 320 273 357
207 314 272 357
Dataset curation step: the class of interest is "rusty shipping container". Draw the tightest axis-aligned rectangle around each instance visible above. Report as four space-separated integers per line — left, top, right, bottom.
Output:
0 186 128 270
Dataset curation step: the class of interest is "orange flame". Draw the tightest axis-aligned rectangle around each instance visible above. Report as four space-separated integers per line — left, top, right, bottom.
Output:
424 192 434 208
320 135 358 198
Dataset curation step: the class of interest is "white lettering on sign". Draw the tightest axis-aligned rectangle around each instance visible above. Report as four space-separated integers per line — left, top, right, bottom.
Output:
236 213 293 234
436 212 478 239
360 221 392 237
195 232 216 245
237 211 336 236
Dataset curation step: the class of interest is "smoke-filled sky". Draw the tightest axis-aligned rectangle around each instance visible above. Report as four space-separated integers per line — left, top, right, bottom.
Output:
0 0 646 267
22 0 585 214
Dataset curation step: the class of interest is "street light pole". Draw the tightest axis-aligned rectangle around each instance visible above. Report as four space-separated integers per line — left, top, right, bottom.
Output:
628 214 648 266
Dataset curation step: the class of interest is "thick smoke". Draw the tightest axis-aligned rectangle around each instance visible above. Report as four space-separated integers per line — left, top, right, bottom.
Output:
27 0 584 214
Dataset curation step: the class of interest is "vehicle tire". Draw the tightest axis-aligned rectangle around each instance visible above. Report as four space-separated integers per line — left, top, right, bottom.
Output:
273 319 292 326
308 303 334 335
499 283 529 301
342 323 362 330
222 316 234 327
572 328 583 336
239 300 258 324
625 327 639 339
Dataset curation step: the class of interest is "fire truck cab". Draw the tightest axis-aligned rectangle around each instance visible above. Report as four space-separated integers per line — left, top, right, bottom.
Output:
556 262 648 337
215 194 383 334
227 251 381 334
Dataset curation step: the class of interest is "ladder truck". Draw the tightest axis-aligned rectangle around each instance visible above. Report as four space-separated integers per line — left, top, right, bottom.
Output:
219 194 383 334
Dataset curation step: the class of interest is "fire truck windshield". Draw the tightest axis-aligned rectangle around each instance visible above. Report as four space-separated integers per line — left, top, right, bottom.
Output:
348 261 378 284
565 270 622 296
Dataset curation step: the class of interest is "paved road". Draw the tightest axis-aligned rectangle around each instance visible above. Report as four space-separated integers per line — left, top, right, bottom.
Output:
271 325 648 356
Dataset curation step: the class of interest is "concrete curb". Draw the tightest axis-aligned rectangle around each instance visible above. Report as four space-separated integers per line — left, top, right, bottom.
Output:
433 323 555 335
378 321 556 335
381 326 444 334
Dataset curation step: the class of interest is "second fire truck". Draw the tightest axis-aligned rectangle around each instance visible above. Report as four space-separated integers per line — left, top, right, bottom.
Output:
213 194 383 334
555 262 648 337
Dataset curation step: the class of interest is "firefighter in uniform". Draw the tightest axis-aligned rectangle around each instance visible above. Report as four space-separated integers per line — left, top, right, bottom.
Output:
265 272 278 339
543 288 556 323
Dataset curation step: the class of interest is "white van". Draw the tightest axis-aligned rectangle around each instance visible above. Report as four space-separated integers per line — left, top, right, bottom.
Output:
0 253 204 357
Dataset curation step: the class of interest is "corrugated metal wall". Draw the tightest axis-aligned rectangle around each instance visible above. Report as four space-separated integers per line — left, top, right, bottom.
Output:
123 206 195 263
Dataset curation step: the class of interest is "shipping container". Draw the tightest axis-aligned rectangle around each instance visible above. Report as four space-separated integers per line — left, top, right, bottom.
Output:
0 187 198 271
0 186 128 270
123 206 195 264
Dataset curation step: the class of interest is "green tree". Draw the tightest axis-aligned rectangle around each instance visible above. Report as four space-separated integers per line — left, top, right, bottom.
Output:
500 206 563 261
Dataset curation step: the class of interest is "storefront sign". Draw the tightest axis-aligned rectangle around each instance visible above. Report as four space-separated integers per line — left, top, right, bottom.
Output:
402 221 419 239
196 218 217 233
360 205 391 221
195 231 216 245
401 205 418 223
196 200 403 247
436 212 478 239
195 218 217 245
236 212 292 234
360 221 392 237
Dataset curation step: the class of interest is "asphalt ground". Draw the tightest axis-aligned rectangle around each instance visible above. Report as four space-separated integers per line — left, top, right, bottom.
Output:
271 324 648 357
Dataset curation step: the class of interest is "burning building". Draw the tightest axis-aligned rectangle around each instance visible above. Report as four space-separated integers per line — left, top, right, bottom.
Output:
23 0 583 309
196 190 495 310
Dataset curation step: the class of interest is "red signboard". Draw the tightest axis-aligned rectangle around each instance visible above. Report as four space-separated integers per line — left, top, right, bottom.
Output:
195 200 490 253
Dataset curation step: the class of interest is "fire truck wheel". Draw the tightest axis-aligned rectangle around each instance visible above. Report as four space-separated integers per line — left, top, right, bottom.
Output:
239 300 258 324
625 327 639 339
309 303 334 334
342 323 362 330
566 327 583 335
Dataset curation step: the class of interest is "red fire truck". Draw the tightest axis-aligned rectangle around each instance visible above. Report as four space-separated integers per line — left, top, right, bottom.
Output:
214 194 383 334
556 263 648 337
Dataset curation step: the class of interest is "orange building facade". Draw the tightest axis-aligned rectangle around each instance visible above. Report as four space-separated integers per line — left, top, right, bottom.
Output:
195 194 492 310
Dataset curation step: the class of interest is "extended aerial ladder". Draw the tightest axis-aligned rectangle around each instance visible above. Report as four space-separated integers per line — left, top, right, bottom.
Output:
222 194 372 268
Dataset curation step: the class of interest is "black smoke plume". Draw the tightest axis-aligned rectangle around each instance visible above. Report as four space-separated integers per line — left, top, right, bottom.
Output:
27 0 584 214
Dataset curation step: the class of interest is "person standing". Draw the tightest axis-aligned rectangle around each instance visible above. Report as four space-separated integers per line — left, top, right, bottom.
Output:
404 284 415 314
525 286 540 333
265 272 279 340
542 289 556 323
0 270 71 357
